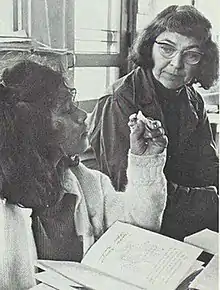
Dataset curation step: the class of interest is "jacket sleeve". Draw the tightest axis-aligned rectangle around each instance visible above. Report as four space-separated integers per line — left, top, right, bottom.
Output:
173 93 219 188
101 151 167 233
87 92 137 192
193 102 219 187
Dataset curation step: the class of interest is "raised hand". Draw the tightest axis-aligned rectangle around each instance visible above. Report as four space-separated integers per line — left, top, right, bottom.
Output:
128 111 168 155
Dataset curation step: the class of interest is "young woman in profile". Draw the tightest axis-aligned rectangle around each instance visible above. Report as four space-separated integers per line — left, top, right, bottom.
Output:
0 60 167 289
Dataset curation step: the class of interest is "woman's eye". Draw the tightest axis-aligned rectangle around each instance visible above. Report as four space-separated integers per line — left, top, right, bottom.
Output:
66 108 72 114
60 98 78 115
65 104 78 115
62 105 72 114
161 44 176 55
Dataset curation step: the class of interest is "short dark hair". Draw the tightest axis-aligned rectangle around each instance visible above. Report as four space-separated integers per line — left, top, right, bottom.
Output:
129 5 219 89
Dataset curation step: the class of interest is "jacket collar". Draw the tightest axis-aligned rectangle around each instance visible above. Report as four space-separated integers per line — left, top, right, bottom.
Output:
130 67 199 145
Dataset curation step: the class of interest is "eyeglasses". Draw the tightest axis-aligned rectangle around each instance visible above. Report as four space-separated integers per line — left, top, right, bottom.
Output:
154 41 203 65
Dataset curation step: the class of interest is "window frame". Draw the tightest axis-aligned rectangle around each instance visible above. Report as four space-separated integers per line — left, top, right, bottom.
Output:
73 0 131 79
71 0 133 104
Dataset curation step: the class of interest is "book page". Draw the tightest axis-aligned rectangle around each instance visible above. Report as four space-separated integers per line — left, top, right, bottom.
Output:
82 221 202 290
184 229 219 255
35 270 82 290
179 260 204 284
37 260 145 290
190 254 219 290
29 283 57 289
176 261 204 290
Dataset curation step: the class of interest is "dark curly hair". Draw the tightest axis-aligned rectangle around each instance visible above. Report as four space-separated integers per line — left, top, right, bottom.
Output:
0 60 68 209
129 5 219 89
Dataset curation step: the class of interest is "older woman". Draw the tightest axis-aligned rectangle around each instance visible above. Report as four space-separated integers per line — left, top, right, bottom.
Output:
0 60 167 289
87 5 219 239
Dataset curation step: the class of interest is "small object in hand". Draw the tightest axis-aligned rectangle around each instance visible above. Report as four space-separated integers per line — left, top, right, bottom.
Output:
136 111 162 140
137 111 161 130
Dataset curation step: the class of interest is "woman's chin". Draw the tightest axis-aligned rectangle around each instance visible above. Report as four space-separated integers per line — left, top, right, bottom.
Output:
67 135 89 157
77 136 90 155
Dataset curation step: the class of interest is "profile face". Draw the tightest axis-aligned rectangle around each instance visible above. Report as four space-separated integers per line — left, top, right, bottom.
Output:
51 85 89 157
151 31 202 89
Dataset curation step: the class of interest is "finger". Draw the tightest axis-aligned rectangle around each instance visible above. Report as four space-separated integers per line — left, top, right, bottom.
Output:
143 127 165 139
148 127 165 138
152 135 168 148
146 119 162 130
128 113 137 126
129 113 137 121
128 113 138 129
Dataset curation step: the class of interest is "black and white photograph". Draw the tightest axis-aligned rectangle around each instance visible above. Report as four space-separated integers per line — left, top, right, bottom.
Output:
0 1 219 289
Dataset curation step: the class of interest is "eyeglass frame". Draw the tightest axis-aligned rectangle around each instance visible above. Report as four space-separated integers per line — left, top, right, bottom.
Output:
154 40 204 65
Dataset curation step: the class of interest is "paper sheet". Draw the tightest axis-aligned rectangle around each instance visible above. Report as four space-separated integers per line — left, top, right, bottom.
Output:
190 254 219 290
35 270 82 290
29 283 56 289
37 260 145 290
179 260 204 284
176 261 204 290
184 229 219 255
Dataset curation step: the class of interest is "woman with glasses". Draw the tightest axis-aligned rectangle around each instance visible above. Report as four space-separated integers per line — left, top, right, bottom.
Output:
0 60 168 289
87 5 219 240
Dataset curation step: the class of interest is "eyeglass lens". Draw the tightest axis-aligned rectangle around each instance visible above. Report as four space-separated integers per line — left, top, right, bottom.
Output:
155 41 202 64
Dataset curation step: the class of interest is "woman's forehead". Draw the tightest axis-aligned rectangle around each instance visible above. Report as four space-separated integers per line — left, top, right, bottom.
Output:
156 31 201 49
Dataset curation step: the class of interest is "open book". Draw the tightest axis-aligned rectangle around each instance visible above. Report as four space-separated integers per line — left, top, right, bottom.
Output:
36 221 204 290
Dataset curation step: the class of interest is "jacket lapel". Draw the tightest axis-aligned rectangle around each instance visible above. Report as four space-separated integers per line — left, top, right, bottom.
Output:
132 67 167 132
131 67 199 145
178 86 199 145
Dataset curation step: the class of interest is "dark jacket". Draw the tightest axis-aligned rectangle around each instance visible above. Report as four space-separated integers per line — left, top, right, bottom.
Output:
87 67 219 240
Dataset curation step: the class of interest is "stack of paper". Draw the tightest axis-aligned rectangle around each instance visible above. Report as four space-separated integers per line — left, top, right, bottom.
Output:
190 254 219 290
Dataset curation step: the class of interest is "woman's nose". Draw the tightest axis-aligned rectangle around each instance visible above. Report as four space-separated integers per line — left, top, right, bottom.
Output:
170 53 184 69
76 107 87 124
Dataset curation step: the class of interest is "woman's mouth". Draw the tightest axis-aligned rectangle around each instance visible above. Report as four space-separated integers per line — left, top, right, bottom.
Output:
164 72 184 78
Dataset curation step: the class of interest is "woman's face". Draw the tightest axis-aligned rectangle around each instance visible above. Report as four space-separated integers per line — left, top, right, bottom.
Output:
51 85 88 158
151 31 202 89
